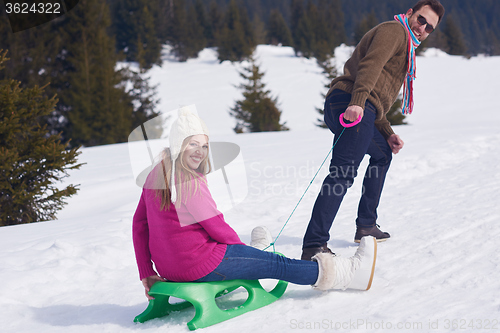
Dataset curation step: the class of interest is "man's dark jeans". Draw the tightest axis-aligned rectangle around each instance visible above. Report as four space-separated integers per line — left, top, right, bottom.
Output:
303 90 393 248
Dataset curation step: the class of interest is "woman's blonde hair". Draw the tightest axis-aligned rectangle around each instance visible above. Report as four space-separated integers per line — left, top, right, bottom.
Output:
153 135 211 210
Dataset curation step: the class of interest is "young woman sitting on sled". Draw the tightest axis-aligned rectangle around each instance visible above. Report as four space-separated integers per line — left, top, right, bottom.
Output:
132 107 377 300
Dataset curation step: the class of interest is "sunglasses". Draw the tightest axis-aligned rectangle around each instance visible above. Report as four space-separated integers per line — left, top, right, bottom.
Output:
417 15 435 33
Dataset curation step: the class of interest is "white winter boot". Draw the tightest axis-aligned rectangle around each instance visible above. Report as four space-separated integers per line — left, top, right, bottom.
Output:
312 236 377 291
250 226 273 251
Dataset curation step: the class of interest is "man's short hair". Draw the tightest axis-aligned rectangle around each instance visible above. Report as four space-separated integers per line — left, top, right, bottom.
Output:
412 0 445 24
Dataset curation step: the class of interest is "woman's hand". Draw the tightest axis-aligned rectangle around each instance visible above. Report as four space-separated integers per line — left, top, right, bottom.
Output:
387 134 404 154
141 275 166 300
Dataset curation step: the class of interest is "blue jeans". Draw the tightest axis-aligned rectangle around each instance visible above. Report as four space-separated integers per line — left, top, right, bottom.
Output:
195 244 318 285
303 90 393 248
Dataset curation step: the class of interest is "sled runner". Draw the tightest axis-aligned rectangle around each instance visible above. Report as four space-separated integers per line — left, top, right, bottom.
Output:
134 278 288 330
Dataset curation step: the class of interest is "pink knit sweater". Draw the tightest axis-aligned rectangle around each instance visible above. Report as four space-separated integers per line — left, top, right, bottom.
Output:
132 174 244 282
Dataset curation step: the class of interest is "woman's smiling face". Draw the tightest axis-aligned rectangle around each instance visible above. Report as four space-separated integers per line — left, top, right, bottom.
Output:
182 134 209 171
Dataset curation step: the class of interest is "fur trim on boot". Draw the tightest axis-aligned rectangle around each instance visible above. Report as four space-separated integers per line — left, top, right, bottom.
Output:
311 236 377 291
311 252 337 290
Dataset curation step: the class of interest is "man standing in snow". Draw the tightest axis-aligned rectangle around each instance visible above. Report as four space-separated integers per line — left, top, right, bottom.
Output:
301 0 445 260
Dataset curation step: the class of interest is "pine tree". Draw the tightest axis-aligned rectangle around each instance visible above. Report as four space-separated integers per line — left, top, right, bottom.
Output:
421 29 447 55
0 16 69 139
207 0 224 47
288 0 345 61
267 9 293 46
0 12 65 91
230 55 288 133
294 8 315 58
315 54 338 128
163 0 207 61
252 15 267 46
353 11 379 45
291 0 305 54
165 0 189 61
386 97 407 126
148 0 171 45
58 0 135 147
486 29 500 55
443 15 467 56
308 1 328 58
111 0 161 69
120 67 162 135
1 0 160 147
0 50 82 226
194 0 212 46
238 4 256 51
322 0 345 51
217 0 255 62
137 4 162 69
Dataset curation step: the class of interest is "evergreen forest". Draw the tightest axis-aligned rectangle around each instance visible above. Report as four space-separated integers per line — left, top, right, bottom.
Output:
1 0 497 224
1 0 498 148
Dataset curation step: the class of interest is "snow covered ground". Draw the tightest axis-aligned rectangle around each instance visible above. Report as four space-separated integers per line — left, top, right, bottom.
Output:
2 45 500 333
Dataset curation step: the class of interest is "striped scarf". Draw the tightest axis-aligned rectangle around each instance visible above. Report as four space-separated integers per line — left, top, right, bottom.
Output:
394 14 421 115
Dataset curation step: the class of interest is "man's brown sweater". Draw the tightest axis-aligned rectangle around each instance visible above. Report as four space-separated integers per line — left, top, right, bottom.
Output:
328 21 409 139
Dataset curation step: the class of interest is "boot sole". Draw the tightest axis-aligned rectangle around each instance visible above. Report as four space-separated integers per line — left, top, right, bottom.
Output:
348 236 378 291
365 238 377 291
354 238 388 243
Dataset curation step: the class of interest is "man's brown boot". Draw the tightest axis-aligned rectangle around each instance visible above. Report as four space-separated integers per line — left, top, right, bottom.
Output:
354 224 390 243
301 243 334 261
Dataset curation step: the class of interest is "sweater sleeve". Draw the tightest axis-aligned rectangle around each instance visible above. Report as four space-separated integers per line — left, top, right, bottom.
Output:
349 23 407 109
183 179 244 245
132 191 158 280
375 117 395 140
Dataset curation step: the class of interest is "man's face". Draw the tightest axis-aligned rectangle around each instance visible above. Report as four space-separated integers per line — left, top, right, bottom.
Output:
406 5 440 41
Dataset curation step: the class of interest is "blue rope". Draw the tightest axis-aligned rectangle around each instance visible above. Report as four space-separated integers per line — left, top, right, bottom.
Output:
264 127 347 252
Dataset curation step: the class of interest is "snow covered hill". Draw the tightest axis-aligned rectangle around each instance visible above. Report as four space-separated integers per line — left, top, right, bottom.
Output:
1 45 500 333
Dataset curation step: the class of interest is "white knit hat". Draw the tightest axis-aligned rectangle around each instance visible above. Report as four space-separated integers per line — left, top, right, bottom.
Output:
169 105 209 203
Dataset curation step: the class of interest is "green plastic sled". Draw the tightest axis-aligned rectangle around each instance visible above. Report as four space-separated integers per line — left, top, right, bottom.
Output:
134 278 288 330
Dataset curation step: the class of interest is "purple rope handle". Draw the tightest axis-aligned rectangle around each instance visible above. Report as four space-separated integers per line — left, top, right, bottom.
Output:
339 113 362 128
